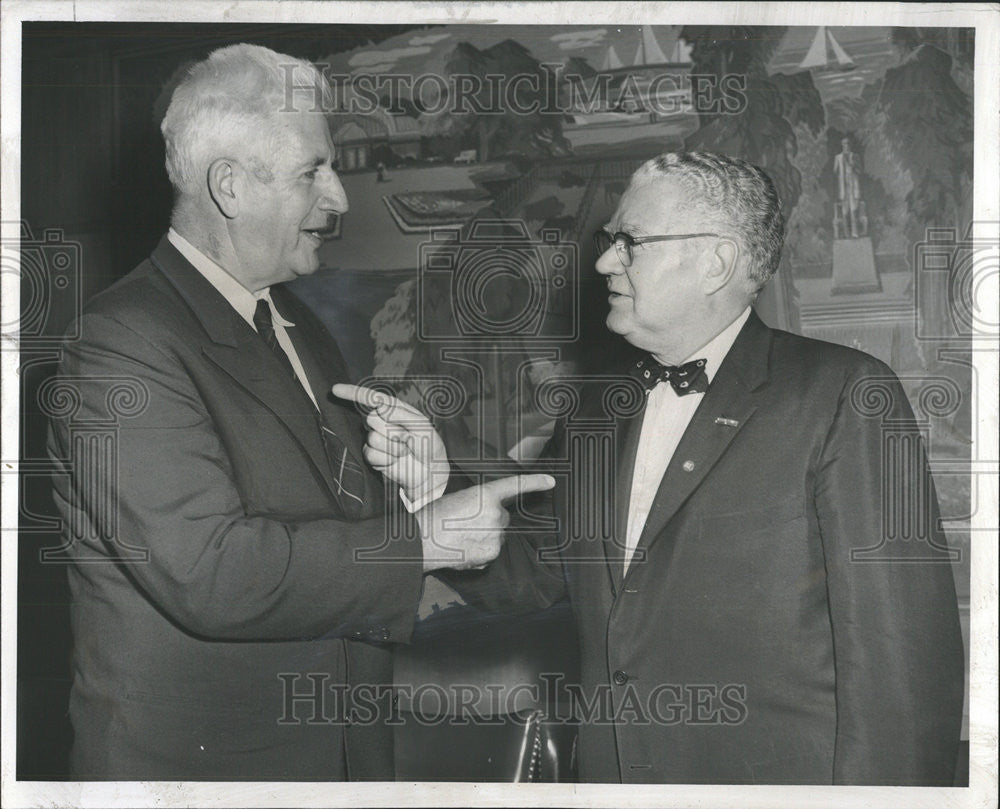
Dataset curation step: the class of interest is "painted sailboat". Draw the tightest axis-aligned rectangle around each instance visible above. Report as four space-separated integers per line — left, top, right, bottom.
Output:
668 37 693 65
800 27 856 72
601 45 623 71
598 26 691 72
633 24 670 66
570 27 694 126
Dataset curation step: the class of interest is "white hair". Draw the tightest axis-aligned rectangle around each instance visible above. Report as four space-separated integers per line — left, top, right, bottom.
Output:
631 152 786 292
161 43 332 195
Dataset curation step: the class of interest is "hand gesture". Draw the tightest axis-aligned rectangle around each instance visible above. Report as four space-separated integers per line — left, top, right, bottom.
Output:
331 383 449 504
416 474 556 572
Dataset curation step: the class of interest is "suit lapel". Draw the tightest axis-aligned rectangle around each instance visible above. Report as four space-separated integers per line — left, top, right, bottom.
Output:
149 237 343 500
626 311 773 576
605 395 646 592
200 337 342 500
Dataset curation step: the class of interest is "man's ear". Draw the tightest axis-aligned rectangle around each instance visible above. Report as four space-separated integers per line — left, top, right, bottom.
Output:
702 238 739 296
207 158 240 219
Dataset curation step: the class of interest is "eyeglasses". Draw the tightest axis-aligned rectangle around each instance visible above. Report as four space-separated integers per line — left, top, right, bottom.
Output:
593 228 721 267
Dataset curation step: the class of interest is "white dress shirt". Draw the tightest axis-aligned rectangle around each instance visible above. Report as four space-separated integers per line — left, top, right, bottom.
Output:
167 228 319 410
624 306 751 571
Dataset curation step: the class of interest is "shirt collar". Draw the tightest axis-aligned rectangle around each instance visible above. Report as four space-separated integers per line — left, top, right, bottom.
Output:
167 228 294 328
683 306 751 384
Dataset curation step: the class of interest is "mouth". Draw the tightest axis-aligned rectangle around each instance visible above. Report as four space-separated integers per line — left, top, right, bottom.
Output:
606 277 631 300
301 228 325 246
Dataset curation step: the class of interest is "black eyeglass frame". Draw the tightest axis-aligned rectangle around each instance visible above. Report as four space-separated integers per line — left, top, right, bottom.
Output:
593 228 722 267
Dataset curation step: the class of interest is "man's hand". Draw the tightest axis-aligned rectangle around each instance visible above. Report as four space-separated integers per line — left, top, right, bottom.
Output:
331 383 449 504
416 474 556 572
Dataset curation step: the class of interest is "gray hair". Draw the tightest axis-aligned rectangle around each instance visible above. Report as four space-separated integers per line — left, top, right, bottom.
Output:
631 152 786 291
161 43 332 194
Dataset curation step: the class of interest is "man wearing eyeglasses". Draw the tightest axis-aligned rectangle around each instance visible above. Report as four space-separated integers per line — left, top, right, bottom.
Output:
346 151 964 786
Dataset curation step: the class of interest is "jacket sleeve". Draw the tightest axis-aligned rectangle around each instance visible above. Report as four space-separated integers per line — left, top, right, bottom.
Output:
46 311 425 643
814 359 964 785
433 434 568 615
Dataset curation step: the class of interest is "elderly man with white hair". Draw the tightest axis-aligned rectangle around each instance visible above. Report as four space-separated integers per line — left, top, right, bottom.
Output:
47 43 550 781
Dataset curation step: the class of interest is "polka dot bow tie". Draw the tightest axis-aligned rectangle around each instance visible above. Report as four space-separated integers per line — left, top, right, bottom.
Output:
632 356 709 396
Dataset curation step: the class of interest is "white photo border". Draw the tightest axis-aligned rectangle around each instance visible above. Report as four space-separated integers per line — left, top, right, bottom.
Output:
2 2 997 807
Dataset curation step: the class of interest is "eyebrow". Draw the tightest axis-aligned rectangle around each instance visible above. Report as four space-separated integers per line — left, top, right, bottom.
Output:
616 222 648 237
294 156 331 172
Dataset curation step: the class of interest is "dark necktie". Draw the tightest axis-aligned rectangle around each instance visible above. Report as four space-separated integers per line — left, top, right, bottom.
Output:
253 298 366 515
253 298 296 379
631 355 709 396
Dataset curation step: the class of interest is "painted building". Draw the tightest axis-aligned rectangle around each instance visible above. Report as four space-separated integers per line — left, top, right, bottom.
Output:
329 107 422 171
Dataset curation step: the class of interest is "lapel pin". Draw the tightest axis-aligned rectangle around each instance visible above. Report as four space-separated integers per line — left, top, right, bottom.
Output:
714 416 740 428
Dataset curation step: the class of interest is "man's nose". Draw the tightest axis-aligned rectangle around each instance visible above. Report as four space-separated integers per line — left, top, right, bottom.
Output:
594 243 622 276
318 171 349 215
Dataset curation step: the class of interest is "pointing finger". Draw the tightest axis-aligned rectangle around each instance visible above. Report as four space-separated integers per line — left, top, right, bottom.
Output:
481 474 557 503
331 383 393 412
376 398 432 427
333 383 433 426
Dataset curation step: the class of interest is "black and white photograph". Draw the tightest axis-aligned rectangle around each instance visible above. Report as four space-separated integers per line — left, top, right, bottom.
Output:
1 2 996 807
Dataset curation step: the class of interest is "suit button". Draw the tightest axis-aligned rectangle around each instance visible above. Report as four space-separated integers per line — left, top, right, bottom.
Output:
613 670 629 685
682 460 695 472
380 628 390 641
350 631 363 640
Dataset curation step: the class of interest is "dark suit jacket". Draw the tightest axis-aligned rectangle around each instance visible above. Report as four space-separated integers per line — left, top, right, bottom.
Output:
442 310 964 785
47 236 424 780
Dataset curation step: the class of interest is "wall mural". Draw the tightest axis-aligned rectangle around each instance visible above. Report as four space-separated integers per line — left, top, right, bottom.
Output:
289 28 968 468
281 24 974 629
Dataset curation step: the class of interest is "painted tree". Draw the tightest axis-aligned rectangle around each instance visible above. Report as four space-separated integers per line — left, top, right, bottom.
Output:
563 55 597 81
879 41 973 346
847 81 914 258
678 25 802 328
770 71 830 272
440 39 570 161
680 26 799 213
